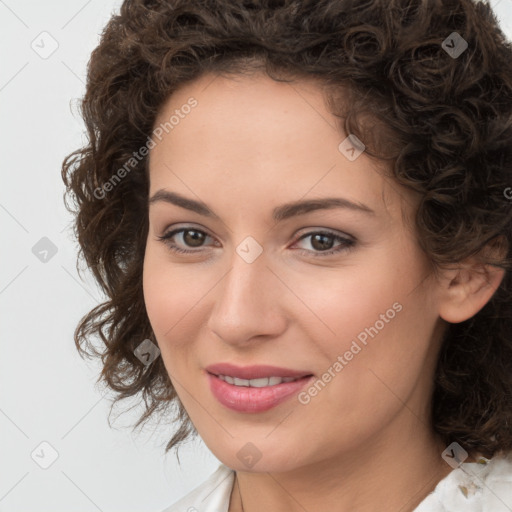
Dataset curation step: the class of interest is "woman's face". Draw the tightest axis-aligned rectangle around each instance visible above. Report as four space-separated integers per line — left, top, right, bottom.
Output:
143 72 448 472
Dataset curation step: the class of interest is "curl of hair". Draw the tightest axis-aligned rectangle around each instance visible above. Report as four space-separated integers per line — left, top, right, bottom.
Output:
62 0 512 458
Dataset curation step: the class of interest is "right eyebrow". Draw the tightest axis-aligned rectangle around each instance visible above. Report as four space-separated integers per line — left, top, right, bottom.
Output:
148 189 219 219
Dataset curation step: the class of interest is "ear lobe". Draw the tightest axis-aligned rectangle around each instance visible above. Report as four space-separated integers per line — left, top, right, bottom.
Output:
437 262 505 324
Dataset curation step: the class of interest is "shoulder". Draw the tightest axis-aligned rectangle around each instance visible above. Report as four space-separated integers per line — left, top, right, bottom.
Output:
414 450 512 512
159 463 235 512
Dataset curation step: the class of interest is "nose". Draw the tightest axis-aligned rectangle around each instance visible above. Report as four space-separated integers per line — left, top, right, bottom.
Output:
206 244 287 347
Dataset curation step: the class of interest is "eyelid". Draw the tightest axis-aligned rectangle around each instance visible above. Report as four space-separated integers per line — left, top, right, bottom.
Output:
294 226 355 242
158 223 216 242
159 223 353 241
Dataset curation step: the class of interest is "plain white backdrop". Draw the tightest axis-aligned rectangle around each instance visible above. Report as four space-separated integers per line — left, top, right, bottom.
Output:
0 1 221 512
1 1 511 511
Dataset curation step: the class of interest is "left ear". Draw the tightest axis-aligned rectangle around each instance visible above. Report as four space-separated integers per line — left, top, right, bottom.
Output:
437 239 507 324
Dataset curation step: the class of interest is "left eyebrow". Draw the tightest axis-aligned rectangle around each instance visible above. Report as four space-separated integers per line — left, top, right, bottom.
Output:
272 197 375 221
148 189 375 221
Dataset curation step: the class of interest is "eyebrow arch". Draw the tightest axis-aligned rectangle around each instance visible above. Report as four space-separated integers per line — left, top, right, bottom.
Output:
148 189 375 221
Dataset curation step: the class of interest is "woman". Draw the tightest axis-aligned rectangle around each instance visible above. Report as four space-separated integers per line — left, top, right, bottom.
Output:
61 0 512 510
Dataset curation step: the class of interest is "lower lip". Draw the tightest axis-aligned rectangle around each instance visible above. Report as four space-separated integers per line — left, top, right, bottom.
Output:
206 372 314 413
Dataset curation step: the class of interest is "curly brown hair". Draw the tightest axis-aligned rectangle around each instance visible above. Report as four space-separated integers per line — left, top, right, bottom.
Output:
61 0 512 459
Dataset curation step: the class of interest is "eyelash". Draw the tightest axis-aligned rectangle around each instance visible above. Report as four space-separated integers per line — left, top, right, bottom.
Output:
156 227 356 258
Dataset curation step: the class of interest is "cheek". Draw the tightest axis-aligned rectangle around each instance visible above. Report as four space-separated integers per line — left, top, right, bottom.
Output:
289 258 406 352
142 246 214 367
142 248 188 347
297 247 434 404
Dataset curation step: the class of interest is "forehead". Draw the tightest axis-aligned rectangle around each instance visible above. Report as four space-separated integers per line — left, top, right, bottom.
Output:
151 73 339 167
148 73 413 224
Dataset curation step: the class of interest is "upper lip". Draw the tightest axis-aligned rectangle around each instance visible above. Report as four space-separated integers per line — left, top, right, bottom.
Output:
205 363 314 380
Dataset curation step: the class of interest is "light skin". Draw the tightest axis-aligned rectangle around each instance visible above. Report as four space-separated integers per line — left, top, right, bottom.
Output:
142 72 505 512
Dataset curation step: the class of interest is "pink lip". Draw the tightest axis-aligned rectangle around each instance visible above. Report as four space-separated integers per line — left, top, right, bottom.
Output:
204 362 313 380
206 372 314 413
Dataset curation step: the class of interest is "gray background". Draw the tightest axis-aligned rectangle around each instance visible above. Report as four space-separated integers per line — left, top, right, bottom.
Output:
1 0 511 510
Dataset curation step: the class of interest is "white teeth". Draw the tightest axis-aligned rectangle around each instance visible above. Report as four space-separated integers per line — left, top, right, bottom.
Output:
268 376 283 386
217 375 302 387
246 377 270 387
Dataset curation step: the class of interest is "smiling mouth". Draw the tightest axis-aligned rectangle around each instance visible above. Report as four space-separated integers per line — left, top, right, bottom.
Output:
210 373 313 387
206 371 315 413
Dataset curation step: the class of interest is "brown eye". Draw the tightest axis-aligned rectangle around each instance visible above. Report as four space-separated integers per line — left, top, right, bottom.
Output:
157 227 356 258
157 228 215 254
181 229 206 247
293 230 356 257
310 233 336 251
